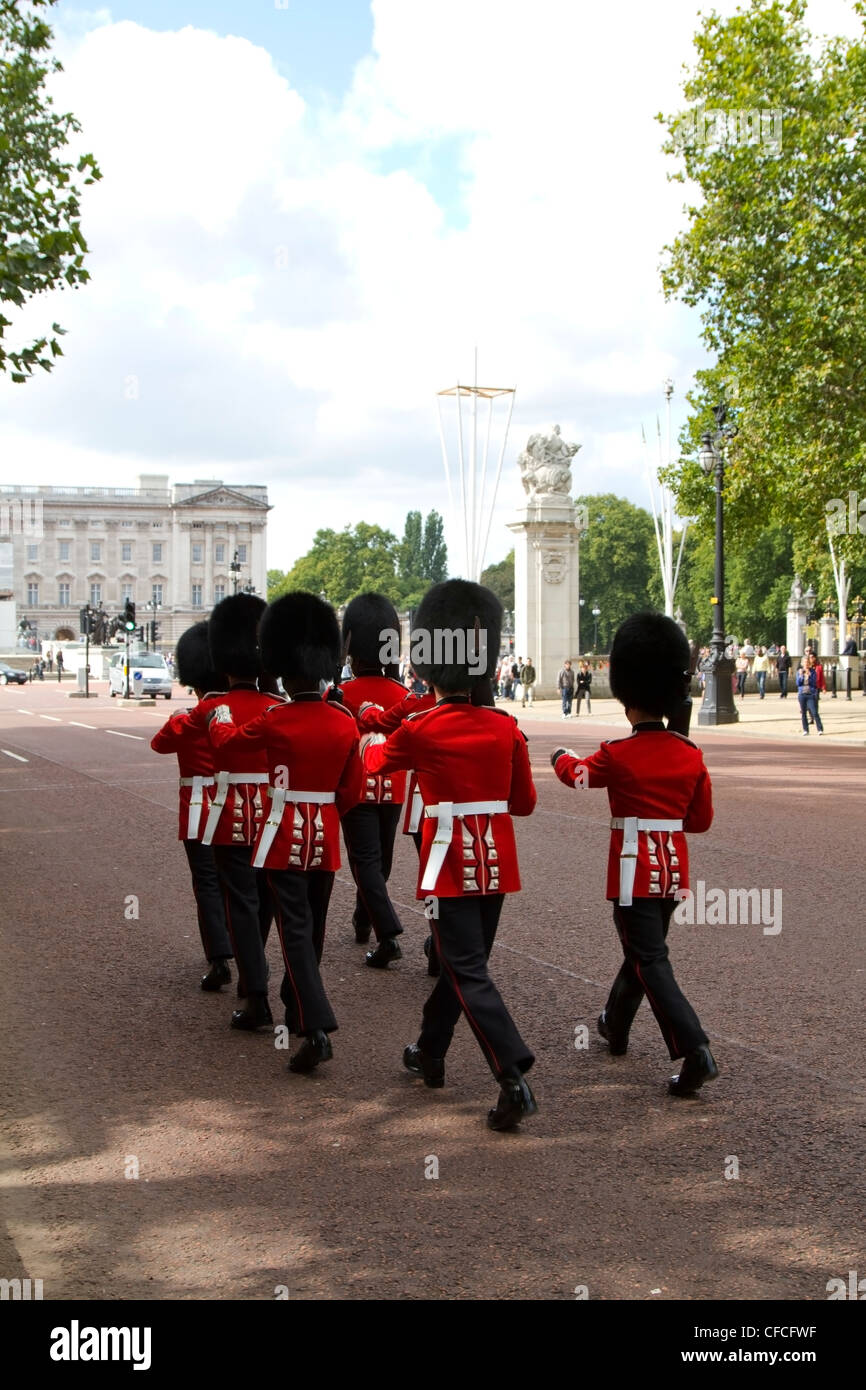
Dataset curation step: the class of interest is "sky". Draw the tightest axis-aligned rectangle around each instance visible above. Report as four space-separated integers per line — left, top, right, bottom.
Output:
0 0 862 576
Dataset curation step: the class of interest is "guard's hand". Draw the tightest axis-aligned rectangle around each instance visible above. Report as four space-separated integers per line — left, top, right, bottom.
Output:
550 747 569 767
358 701 384 716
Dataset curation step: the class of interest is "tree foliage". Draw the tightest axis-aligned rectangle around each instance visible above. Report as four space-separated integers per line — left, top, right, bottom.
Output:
659 0 866 570
0 0 101 381
481 549 515 610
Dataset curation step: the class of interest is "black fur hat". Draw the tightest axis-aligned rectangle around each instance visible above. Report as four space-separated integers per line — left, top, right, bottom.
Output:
260 591 340 686
411 579 501 692
342 592 401 675
208 593 266 681
609 611 690 718
176 621 224 693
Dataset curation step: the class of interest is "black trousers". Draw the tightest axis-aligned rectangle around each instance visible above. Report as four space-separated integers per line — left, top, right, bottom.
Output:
266 870 337 1036
212 845 274 996
341 803 404 939
182 839 233 961
606 898 708 1060
420 895 533 1079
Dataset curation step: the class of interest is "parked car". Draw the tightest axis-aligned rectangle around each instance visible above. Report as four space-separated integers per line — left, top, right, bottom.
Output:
0 662 28 686
108 652 173 699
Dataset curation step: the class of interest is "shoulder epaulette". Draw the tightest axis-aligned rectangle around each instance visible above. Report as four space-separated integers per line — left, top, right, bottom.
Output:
327 699 356 719
666 729 698 748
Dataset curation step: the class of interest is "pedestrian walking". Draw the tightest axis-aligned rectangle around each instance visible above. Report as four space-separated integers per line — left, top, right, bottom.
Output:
574 660 592 715
797 660 824 735
46 647 54 673
776 645 791 698
735 651 750 698
519 657 536 707
551 612 718 1097
557 659 575 717
150 621 234 992
56 650 64 682
752 646 770 699
362 579 538 1130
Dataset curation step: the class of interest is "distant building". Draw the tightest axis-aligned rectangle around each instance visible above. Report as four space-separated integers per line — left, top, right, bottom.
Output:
1 475 270 644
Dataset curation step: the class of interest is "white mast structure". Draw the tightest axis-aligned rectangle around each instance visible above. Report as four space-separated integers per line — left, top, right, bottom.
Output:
436 350 516 581
645 377 687 618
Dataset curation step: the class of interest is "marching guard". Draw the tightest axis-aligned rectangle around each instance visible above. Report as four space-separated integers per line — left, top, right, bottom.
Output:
180 594 278 1030
339 593 410 968
208 592 361 1073
361 579 539 1131
551 611 718 1095
150 620 234 991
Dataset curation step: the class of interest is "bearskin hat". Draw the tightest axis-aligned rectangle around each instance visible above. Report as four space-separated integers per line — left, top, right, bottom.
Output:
342 592 401 676
208 593 266 681
411 579 501 692
259 591 340 686
609 611 690 719
176 621 224 693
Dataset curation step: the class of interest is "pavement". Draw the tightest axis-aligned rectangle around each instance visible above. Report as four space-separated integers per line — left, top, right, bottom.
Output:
0 679 864 1303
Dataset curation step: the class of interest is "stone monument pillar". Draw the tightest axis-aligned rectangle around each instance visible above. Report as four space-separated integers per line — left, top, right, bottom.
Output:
819 611 836 659
506 426 583 698
786 574 807 658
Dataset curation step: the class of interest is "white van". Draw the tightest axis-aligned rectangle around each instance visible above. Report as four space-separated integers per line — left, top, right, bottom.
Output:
109 652 173 699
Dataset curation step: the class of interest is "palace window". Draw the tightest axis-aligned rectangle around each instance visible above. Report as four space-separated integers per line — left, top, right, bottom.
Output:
58 583 70 606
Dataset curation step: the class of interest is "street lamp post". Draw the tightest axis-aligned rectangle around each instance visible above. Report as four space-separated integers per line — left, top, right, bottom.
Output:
697 400 739 726
803 584 817 656
230 551 242 594
591 606 601 650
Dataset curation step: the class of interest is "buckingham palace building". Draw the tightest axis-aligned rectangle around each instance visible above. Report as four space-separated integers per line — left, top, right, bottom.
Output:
1 475 270 646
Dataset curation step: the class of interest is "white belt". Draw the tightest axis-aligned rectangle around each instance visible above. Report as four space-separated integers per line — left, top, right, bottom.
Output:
407 777 424 834
252 785 336 868
202 770 270 845
421 800 509 892
179 775 215 840
610 817 683 907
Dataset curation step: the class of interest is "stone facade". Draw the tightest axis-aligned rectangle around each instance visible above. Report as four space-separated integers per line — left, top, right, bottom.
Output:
2 475 269 645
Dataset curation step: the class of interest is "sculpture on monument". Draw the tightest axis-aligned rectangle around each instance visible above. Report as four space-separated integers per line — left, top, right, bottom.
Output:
518 425 581 499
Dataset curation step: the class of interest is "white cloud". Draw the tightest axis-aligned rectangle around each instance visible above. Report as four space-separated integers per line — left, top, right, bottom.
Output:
1 0 859 574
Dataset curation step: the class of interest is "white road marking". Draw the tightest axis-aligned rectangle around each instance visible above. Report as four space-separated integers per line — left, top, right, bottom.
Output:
1 749 28 762
39 714 62 721
69 721 97 729
105 730 144 740
17 709 36 715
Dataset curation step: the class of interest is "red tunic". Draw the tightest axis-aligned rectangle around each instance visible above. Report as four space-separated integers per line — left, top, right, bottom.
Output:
208 692 362 871
553 724 713 900
150 703 217 841
363 696 536 898
340 674 408 805
358 689 437 834
181 686 276 846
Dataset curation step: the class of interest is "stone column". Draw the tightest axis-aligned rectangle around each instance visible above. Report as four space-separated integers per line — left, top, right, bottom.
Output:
507 495 582 698
786 575 807 658
203 522 213 607
819 613 836 659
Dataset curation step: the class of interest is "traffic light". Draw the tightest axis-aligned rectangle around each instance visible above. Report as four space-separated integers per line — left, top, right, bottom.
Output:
80 607 92 636
150 620 160 645
137 626 145 641
123 599 136 633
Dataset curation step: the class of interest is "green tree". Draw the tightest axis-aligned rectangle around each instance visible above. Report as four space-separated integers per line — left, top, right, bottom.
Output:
267 568 289 600
420 510 448 583
481 549 514 610
398 510 423 586
280 524 403 608
676 524 797 645
576 494 657 649
659 0 866 568
1 0 101 380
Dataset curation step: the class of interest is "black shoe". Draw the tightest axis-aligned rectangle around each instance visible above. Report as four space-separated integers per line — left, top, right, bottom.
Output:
597 1010 628 1055
289 1030 333 1073
423 934 441 977
230 995 273 1031
201 959 231 992
403 1043 445 1089
668 1045 719 1096
365 936 402 969
487 1069 538 1131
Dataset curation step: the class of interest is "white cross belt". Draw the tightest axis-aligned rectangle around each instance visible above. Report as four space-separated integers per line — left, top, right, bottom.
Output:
202 770 270 845
420 801 509 893
609 817 683 907
179 775 215 840
252 785 337 868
